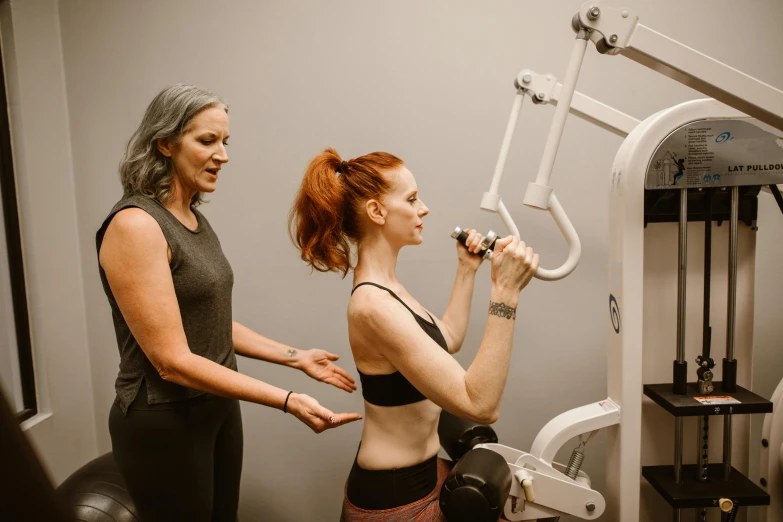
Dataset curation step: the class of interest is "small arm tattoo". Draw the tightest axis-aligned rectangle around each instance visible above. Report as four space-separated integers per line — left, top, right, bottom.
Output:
287 349 297 358
489 301 516 320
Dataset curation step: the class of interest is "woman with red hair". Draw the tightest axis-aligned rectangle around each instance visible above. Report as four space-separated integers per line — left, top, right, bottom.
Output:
289 148 539 521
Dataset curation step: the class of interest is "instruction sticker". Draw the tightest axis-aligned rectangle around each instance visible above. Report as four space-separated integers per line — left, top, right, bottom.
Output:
644 119 783 189
693 396 741 405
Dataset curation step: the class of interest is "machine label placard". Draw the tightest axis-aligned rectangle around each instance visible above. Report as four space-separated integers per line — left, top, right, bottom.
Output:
693 396 741 405
645 119 783 189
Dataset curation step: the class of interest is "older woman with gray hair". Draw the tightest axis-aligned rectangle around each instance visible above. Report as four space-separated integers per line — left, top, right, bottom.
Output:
96 84 362 522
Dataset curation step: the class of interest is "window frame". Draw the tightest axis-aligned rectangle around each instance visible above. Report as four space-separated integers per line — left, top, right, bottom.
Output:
0 37 36 422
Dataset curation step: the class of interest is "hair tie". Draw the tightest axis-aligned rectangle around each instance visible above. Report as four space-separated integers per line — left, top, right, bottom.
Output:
336 160 348 174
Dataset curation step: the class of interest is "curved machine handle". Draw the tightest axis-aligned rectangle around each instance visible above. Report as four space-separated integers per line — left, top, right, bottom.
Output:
485 196 581 281
481 36 588 282
534 193 582 281
486 186 582 282
490 192 582 281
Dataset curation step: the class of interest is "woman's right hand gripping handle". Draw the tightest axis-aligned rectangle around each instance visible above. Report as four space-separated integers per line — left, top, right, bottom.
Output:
489 236 540 298
457 236 539 424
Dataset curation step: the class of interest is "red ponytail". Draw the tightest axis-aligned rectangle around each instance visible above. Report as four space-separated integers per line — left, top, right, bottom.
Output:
289 147 404 277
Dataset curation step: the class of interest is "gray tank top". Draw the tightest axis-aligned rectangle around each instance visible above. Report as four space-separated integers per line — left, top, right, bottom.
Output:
96 195 237 414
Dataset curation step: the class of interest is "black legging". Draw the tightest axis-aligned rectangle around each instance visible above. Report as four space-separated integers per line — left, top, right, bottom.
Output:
109 385 243 522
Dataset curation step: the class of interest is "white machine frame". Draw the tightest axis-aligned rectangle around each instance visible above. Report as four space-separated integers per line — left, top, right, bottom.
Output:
760 378 783 521
474 2 783 520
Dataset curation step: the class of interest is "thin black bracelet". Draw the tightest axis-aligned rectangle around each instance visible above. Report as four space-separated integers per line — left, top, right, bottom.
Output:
282 391 293 413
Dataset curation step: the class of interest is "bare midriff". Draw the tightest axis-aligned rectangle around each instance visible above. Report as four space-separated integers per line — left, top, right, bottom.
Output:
357 399 443 470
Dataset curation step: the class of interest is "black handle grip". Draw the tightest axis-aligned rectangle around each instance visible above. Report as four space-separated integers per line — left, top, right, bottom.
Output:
451 227 497 258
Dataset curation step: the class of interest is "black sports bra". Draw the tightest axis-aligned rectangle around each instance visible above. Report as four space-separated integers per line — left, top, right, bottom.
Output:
351 282 449 407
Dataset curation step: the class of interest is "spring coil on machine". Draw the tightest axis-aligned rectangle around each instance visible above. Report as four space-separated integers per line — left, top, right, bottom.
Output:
564 448 585 480
537 433 593 522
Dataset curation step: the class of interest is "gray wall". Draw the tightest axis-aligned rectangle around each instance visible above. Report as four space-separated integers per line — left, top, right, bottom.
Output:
8 0 782 520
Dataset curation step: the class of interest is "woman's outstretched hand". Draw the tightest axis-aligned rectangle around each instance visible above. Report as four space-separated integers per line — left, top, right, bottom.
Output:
297 349 358 393
286 393 363 433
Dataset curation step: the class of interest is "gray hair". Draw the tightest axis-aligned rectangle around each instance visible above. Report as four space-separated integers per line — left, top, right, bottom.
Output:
119 83 227 206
